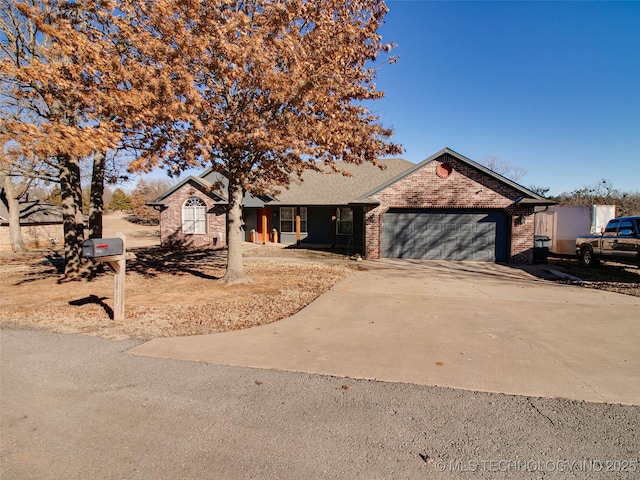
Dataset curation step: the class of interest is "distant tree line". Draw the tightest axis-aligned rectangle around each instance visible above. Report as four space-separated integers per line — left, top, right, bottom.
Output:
31 178 172 225
481 157 639 217
548 179 640 217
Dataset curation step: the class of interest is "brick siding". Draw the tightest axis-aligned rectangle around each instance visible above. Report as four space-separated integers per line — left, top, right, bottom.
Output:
159 181 227 248
365 154 536 263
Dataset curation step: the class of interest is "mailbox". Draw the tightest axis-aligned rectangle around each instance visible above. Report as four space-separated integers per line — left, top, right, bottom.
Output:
82 238 124 258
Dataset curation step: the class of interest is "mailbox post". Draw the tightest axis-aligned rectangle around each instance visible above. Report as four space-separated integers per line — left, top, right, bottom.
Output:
81 232 134 321
81 237 124 258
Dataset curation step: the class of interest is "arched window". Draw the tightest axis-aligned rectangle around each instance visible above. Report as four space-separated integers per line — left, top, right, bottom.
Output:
182 197 207 234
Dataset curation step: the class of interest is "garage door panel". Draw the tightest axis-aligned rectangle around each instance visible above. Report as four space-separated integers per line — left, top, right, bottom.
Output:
382 210 508 262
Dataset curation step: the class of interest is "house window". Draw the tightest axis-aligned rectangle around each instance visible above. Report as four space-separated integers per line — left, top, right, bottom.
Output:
336 207 353 235
280 207 307 233
182 197 207 234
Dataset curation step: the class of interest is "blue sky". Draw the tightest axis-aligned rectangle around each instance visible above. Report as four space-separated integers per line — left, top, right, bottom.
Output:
371 0 639 195
143 1 638 196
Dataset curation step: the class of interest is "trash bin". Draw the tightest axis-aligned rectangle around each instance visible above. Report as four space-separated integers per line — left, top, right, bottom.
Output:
533 235 551 264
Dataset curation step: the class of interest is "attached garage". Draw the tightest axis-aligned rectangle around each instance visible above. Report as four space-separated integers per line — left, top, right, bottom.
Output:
381 209 509 262
364 149 556 264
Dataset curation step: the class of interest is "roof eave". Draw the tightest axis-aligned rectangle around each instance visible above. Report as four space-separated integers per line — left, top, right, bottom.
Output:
357 147 551 204
150 176 223 204
514 198 557 207
348 197 380 206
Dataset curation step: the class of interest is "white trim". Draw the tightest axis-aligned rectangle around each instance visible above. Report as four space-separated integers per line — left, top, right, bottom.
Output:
182 197 207 234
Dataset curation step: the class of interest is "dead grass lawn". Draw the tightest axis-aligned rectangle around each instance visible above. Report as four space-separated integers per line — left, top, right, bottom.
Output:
0 247 356 340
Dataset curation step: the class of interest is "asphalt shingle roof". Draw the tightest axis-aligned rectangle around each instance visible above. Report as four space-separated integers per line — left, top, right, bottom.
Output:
270 158 413 205
150 159 414 207
149 148 553 208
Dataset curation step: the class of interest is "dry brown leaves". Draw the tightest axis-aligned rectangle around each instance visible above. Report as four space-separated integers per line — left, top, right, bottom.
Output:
0 251 356 340
548 258 640 297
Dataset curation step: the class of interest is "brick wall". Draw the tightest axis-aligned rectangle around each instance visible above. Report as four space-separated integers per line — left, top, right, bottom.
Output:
506 204 535 264
365 154 535 263
159 181 227 248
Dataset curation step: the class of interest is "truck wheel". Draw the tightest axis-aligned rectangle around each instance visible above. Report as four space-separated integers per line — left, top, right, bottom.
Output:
580 247 599 267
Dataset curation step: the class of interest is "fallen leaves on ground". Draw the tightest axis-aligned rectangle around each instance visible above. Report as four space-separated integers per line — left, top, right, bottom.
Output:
547 258 640 297
0 250 356 340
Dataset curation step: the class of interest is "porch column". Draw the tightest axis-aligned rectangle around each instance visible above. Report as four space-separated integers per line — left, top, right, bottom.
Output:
295 207 301 245
262 214 268 244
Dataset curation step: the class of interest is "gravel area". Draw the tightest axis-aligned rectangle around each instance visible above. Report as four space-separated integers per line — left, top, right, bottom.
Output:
546 257 640 297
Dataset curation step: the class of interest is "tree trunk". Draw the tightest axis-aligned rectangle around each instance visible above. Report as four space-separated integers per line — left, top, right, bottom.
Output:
1 174 27 253
59 154 86 280
222 177 251 284
88 150 105 238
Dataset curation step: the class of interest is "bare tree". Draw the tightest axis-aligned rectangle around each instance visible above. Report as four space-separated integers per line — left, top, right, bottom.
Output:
590 178 618 202
552 179 640 216
618 192 640 217
528 185 550 198
481 155 527 183
0 166 31 252
0 149 55 253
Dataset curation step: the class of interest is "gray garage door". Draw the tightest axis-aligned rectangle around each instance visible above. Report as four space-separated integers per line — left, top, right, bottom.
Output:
382 210 509 262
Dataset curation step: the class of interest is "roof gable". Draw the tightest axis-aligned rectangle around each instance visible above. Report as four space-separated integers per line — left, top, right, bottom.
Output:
359 147 553 205
200 170 276 207
149 171 273 208
148 176 225 207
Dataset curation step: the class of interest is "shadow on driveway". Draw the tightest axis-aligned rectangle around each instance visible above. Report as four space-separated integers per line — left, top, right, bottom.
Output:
130 259 640 405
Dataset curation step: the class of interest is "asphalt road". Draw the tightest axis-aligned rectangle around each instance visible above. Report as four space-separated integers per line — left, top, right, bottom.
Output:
1 328 639 479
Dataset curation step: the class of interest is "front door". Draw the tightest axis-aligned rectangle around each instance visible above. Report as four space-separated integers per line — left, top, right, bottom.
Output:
257 208 272 243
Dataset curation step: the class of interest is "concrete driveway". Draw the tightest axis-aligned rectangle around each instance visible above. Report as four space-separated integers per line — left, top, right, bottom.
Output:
130 259 640 405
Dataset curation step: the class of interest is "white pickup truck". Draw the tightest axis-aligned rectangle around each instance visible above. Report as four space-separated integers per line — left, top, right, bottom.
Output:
575 216 640 267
